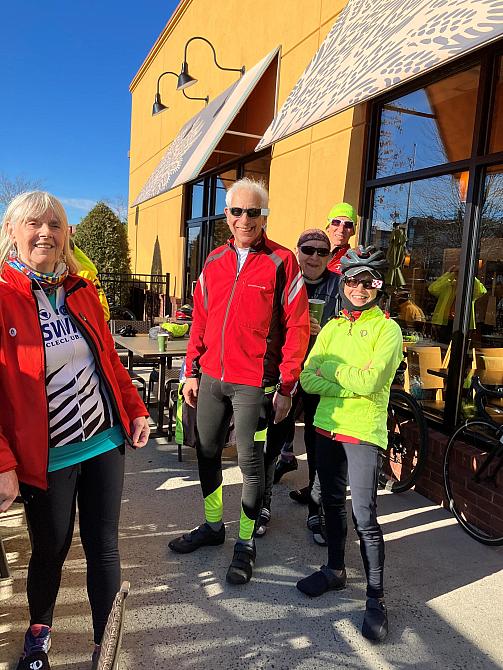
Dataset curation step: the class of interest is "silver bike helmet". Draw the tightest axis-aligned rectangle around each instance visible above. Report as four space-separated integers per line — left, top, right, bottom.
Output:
340 245 388 280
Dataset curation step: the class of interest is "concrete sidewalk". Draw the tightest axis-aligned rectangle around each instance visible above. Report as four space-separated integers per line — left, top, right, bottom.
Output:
1 430 502 670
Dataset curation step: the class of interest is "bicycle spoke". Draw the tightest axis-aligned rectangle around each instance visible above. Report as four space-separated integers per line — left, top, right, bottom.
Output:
444 421 503 546
380 389 427 493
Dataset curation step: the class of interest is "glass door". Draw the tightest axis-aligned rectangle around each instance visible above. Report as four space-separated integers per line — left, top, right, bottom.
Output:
185 224 202 305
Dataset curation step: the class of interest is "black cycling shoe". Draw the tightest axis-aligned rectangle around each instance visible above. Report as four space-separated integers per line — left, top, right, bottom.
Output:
168 523 225 554
296 565 347 597
289 485 311 505
362 598 388 642
273 456 298 484
17 651 51 670
307 514 327 546
226 541 256 584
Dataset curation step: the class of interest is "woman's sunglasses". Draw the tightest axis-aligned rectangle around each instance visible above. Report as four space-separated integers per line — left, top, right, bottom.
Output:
344 276 383 289
229 207 269 218
299 245 331 257
328 219 354 229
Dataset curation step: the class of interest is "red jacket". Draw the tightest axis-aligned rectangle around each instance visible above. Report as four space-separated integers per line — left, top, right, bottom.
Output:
0 264 147 490
186 233 310 395
327 244 350 274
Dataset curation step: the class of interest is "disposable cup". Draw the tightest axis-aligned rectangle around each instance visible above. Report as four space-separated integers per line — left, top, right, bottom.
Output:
308 298 325 323
157 333 169 352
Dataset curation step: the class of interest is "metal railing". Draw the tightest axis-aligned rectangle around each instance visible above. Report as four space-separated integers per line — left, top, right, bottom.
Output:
99 272 171 325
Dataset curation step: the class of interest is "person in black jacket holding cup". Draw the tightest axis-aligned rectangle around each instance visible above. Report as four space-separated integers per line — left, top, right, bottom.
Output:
258 228 340 541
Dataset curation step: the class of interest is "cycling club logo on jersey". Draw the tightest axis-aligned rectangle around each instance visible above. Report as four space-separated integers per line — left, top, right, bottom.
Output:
40 305 81 348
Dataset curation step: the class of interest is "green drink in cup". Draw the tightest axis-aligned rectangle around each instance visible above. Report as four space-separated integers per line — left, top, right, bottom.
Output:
308 298 325 324
157 332 169 352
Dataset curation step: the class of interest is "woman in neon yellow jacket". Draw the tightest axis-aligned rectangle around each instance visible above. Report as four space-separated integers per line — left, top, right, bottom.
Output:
296 246 403 644
428 266 486 328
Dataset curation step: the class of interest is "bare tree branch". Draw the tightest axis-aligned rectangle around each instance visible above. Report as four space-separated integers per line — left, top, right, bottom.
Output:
0 173 44 210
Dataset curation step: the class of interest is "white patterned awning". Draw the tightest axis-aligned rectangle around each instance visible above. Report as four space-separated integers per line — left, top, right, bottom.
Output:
256 0 503 150
133 47 279 206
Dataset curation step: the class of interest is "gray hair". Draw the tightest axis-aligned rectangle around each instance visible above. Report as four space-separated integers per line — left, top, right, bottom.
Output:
0 191 79 274
225 177 269 209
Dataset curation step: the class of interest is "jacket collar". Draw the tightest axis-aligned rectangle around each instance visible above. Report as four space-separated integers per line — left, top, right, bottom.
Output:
340 305 383 322
227 231 267 253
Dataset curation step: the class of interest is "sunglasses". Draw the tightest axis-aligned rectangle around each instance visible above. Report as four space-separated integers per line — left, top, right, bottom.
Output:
344 276 383 289
299 245 330 257
229 207 269 218
328 218 354 229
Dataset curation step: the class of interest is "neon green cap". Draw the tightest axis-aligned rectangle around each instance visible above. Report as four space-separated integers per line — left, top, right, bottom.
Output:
327 202 356 223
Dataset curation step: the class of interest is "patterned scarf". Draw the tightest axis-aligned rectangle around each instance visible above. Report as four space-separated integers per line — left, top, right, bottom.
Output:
7 253 69 293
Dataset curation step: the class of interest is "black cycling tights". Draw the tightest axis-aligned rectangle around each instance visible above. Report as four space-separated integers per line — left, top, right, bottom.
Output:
316 434 384 599
21 446 125 644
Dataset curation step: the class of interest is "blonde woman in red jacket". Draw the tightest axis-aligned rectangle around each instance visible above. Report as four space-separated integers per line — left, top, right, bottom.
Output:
0 192 149 670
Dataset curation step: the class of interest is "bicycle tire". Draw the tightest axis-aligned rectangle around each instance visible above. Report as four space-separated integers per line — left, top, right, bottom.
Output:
443 420 503 546
379 388 428 493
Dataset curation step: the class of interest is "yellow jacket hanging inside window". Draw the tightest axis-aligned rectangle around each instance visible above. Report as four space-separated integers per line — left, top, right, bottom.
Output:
72 245 110 321
428 272 486 328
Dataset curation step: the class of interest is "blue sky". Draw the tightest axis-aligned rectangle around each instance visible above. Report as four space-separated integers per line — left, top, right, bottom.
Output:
1 1 178 224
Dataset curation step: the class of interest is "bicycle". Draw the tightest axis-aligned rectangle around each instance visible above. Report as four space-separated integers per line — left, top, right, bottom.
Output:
379 385 428 493
443 376 503 546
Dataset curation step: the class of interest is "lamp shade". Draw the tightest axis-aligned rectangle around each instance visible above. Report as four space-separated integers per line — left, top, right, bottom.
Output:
152 93 168 116
177 62 197 90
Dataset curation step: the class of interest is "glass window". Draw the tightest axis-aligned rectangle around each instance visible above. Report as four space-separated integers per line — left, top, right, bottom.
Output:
191 181 205 219
376 67 480 178
214 169 237 215
210 218 229 252
489 59 503 154
370 173 468 418
185 225 202 304
461 165 503 419
243 156 271 188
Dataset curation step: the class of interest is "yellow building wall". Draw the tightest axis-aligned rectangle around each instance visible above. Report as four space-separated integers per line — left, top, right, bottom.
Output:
129 0 365 297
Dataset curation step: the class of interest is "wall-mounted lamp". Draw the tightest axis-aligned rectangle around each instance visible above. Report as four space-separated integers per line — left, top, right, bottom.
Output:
177 36 245 91
152 70 209 116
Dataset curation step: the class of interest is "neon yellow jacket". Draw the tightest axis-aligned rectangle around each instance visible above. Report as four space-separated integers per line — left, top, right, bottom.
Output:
428 272 486 328
300 306 403 449
72 245 110 321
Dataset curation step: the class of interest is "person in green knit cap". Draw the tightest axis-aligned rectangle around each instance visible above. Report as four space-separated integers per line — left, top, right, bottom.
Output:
326 202 356 274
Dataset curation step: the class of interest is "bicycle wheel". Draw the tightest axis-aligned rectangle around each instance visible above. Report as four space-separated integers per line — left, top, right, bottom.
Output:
379 389 428 493
443 420 503 546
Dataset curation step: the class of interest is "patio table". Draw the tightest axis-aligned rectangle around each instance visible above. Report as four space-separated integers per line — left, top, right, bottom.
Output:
113 334 188 433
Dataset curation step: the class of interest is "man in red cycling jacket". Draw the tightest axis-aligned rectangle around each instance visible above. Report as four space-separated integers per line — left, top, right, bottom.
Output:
169 178 310 585
326 202 355 274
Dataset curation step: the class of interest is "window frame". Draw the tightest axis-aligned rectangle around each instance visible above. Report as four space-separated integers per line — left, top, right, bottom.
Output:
361 42 503 430
182 149 271 303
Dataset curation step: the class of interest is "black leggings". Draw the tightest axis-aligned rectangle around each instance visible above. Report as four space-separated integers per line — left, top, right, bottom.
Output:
316 434 384 599
21 446 125 644
196 374 272 524
264 387 319 504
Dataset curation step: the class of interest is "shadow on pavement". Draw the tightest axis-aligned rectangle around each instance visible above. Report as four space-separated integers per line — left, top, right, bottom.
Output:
1 430 502 669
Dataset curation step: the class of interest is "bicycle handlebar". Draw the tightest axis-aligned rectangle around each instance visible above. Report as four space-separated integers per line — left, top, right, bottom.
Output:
472 375 503 424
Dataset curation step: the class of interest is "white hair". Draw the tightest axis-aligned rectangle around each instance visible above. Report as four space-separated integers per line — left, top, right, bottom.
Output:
0 191 79 274
225 177 269 209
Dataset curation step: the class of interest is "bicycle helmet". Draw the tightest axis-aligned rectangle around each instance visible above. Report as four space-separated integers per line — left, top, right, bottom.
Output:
340 245 388 280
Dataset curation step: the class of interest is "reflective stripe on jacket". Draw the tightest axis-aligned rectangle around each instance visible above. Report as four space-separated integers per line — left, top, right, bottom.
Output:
185 233 310 396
